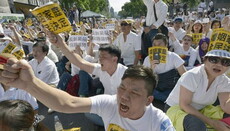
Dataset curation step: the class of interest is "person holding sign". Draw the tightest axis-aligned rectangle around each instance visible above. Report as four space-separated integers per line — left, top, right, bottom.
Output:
165 49 230 131
113 19 141 67
0 62 175 131
169 33 197 70
143 33 186 103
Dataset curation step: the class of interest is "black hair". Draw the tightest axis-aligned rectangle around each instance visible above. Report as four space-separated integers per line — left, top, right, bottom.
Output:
0 100 34 131
211 20 221 29
32 42 49 56
122 65 158 96
152 33 168 47
99 44 121 63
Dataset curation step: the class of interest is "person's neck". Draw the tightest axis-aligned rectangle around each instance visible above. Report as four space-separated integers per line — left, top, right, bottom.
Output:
154 0 160 3
174 27 180 31
37 57 45 64
205 67 216 86
183 45 190 51
107 64 118 76
123 31 130 36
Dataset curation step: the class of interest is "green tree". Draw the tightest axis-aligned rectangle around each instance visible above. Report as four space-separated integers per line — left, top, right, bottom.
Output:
118 0 146 18
59 0 109 16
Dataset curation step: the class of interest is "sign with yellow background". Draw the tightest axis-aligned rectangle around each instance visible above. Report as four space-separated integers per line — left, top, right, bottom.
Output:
31 3 71 34
192 33 203 45
208 28 230 52
2 43 16 53
148 46 168 63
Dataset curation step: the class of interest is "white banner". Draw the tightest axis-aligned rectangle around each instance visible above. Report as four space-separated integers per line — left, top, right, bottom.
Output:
92 29 110 44
105 24 115 30
68 35 88 50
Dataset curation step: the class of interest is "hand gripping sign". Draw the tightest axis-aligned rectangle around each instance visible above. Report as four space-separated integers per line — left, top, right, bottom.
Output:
148 46 168 63
31 2 71 34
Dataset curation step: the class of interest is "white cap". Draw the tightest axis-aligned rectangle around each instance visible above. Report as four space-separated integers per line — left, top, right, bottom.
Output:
205 50 230 59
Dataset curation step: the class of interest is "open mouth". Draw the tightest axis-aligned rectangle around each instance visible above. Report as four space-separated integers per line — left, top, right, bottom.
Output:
120 103 129 112
213 68 221 73
184 42 189 45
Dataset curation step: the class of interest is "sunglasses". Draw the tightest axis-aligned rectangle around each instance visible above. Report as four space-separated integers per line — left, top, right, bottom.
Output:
207 56 230 67
120 23 130 26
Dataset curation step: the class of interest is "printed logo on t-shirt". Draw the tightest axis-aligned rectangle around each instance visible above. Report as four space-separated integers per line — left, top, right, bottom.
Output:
179 55 190 66
107 123 128 131
160 119 173 131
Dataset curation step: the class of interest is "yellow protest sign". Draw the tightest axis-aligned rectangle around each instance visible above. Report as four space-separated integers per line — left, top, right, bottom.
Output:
63 127 81 131
148 46 168 63
208 28 230 52
31 3 71 34
26 18 33 26
12 49 25 60
2 43 16 53
192 33 203 45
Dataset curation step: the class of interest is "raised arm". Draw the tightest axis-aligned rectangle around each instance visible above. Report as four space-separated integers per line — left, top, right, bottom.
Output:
46 31 95 74
179 86 230 130
0 58 92 113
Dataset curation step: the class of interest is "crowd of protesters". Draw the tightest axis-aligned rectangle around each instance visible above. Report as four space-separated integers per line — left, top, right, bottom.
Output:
0 0 230 130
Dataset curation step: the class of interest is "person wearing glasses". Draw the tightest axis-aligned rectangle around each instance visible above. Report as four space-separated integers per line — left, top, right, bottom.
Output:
165 49 230 131
113 20 141 67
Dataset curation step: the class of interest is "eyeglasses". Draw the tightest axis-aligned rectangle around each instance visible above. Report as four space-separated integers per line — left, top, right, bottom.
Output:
120 23 130 26
207 56 230 67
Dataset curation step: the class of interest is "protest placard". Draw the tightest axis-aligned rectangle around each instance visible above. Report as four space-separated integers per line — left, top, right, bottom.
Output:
12 49 25 60
68 35 88 50
192 33 203 45
2 42 16 53
92 29 110 44
26 18 33 27
208 28 230 52
148 46 168 63
105 24 115 30
31 2 71 34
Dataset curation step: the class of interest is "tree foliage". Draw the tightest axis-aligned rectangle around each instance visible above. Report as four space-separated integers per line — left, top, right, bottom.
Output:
59 0 109 16
180 0 199 8
118 0 146 18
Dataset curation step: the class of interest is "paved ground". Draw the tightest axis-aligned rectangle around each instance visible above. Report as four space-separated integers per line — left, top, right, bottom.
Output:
38 101 104 131
38 99 164 131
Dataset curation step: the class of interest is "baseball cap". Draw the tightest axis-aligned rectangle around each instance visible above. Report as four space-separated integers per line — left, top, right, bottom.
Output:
121 19 134 25
205 49 230 59
194 20 202 25
174 17 183 23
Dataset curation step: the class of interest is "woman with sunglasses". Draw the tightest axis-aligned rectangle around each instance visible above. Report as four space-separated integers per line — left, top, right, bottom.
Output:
165 49 230 131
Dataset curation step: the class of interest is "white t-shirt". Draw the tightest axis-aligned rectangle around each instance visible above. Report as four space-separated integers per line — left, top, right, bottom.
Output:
168 27 186 46
90 95 175 131
143 51 184 74
166 65 230 110
29 56 59 86
0 85 38 110
172 40 197 70
113 31 141 66
92 64 127 95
